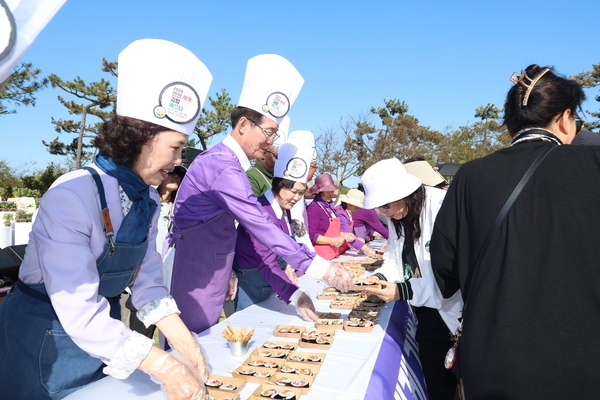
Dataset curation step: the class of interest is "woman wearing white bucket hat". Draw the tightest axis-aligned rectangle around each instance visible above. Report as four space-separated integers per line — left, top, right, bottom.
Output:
359 158 463 400
334 188 377 257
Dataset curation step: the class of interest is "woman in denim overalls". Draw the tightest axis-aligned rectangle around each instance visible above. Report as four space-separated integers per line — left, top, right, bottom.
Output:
0 39 212 400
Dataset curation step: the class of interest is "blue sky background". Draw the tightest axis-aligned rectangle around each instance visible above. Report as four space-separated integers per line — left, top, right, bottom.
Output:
1 0 599 180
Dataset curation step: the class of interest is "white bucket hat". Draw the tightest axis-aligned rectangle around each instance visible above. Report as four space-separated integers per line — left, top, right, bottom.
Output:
338 189 364 208
361 158 422 209
117 39 212 136
404 160 447 187
237 54 304 125
274 138 312 183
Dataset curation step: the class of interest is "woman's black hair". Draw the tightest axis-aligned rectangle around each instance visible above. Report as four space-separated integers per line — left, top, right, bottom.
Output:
271 177 307 196
392 185 425 242
504 64 586 135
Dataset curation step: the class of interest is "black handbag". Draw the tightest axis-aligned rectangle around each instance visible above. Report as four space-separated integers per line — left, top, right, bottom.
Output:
444 145 556 377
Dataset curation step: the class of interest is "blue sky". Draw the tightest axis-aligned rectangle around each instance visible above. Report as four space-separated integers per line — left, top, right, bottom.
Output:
1 0 599 179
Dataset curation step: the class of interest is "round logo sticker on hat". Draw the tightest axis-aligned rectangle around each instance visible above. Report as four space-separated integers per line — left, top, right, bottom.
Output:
284 157 308 179
263 92 290 118
0 2 17 62
157 82 201 124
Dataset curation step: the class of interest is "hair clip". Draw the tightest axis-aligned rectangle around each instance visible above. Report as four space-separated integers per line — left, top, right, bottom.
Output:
509 68 550 106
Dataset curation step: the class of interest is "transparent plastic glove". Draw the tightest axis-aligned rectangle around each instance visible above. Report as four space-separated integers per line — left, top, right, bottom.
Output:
340 232 356 242
225 270 238 301
380 242 387 252
361 245 377 258
168 331 210 383
322 262 353 292
144 352 205 400
284 265 299 285
295 291 318 321
330 236 345 247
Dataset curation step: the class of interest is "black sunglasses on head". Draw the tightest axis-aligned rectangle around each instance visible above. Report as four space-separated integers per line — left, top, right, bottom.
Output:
574 114 584 135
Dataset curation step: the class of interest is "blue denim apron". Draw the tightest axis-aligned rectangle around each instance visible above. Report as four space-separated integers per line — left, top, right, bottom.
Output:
0 167 149 400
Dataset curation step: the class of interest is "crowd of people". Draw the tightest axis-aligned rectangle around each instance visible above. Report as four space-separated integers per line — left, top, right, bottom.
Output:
2 8 599 400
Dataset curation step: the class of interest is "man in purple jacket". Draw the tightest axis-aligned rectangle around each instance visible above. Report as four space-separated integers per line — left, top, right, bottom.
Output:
168 55 352 335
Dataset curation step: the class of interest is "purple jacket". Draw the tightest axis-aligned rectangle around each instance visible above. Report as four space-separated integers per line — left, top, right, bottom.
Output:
234 193 299 303
306 195 337 243
352 208 389 240
170 139 320 333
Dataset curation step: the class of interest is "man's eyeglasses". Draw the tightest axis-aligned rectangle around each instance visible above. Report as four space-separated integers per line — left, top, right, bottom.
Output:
248 118 280 142
574 114 584 135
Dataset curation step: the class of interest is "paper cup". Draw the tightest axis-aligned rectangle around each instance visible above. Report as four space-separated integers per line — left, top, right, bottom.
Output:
228 340 249 357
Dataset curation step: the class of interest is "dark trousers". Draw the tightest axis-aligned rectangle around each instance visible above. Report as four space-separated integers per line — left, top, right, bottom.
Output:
414 306 459 400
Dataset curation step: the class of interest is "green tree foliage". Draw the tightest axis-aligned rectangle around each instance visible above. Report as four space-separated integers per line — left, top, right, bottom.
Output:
571 62 600 131
0 62 49 115
0 160 21 199
20 163 66 197
351 99 447 175
444 104 509 163
193 89 235 150
43 58 117 169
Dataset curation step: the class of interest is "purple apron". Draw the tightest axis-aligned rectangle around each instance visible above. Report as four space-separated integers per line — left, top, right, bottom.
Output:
169 212 236 334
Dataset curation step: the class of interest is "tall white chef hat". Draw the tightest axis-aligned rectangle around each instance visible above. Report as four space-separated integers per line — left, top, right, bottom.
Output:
117 39 212 136
273 116 290 147
288 130 316 162
0 0 66 84
237 54 304 125
274 138 313 183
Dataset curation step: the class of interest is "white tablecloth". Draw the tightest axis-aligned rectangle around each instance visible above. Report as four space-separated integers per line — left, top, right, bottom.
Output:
66 242 410 400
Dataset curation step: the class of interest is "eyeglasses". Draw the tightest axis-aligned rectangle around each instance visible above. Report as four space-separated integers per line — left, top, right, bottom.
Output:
248 118 280 142
574 114 584 135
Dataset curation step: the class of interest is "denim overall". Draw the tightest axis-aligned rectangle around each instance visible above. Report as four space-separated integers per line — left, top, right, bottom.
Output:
0 167 148 400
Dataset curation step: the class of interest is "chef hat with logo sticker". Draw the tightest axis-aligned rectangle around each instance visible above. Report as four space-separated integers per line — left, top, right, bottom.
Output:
237 54 304 125
288 130 316 162
273 116 290 147
274 138 312 183
117 39 212 136
0 0 66 84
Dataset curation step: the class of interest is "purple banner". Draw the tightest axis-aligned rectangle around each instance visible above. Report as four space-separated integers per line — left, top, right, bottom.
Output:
364 301 428 400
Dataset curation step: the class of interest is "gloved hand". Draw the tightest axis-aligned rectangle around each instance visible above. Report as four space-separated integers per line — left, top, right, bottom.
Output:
143 352 205 400
284 265 299 285
322 262 353 292
340 232 356 242
295 291 318 321
330 236 345 247
168 331 209 383
225 270 238 301
361 245 377 258
380 242 387 252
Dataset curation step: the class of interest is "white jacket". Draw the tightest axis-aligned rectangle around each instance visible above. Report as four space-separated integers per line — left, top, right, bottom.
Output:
373 186 463 333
